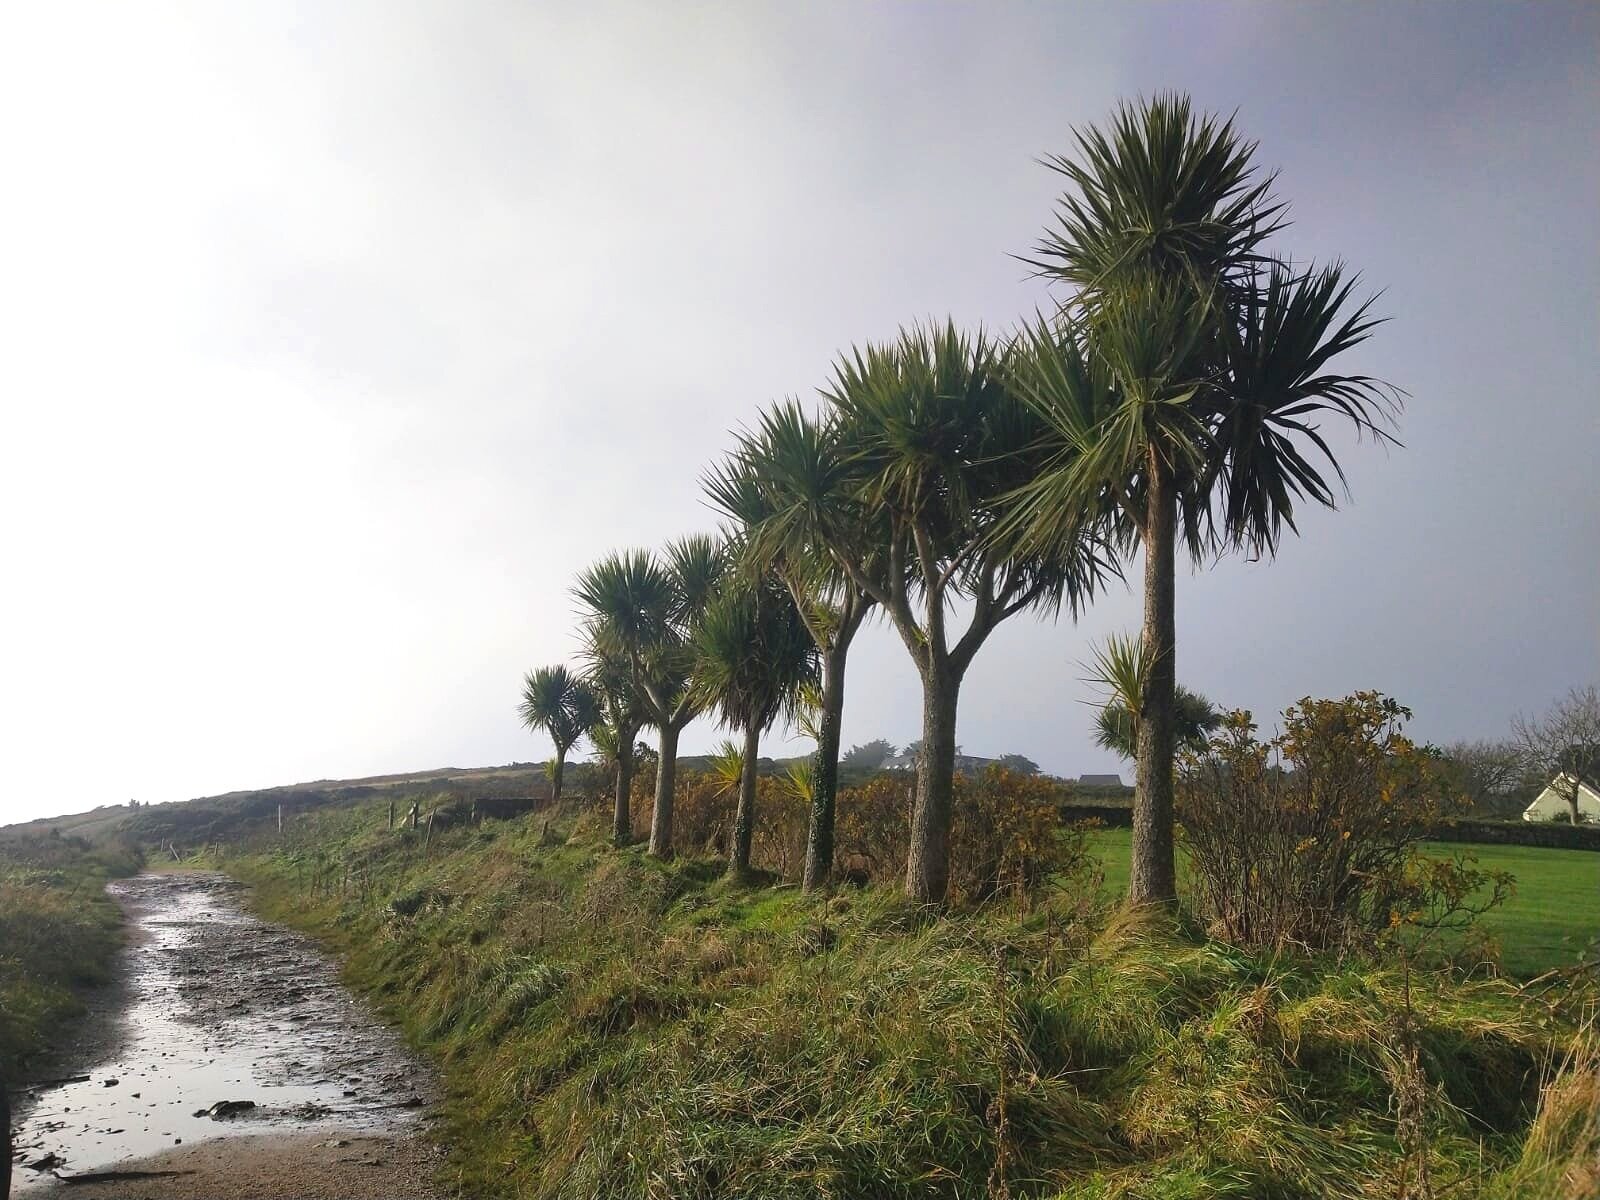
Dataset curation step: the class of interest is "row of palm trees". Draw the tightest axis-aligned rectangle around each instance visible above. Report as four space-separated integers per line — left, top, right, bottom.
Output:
520 95 1400 906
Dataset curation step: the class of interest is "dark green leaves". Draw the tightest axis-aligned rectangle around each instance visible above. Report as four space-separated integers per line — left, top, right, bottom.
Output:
692 575 819 735
518 665 600 756
1009 93 1399 564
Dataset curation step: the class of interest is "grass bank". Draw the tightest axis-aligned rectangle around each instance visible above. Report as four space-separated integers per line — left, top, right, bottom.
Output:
211 798 1599 1199
0 833 139 1079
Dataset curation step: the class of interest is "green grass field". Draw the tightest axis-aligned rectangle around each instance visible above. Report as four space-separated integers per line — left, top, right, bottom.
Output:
1083 828 1599 978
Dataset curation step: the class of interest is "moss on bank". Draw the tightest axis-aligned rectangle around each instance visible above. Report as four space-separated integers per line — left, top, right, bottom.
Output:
217 802 1596 1199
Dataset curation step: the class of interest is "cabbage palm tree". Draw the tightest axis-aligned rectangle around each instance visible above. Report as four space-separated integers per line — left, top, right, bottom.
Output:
704 401 877 891
518 665 600 808
575 536 724 857
693 574 818 879
581 636 650 846
1085 632 1220 760
1006 95 1399 904
823 322 1112 904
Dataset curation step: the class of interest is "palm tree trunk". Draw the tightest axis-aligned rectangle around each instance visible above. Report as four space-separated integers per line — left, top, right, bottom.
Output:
803 646 848 892
550 746 566 809
613 728 635 847
648 722 680 857
1131 455 1178 905
905 662 960 904
729 721 760 877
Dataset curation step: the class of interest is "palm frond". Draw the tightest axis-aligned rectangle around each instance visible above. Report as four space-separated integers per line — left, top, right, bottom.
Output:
1211 260 1402 556
692 573 820 736
707 740 745 793
518 665 599 756
780 760 816 805
1082 633 1222 759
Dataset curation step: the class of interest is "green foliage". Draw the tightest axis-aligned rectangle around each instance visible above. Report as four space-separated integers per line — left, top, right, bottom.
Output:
0 834 134 1079
692 575 819 739
1085 826 1598 981
826 322 1110 629
1011 93 1400 562
1084 632 1221 760
832 767 1090 904
995 753 1040 776
574 540 726 730
1005 94 1400 904
519 665 600 758
580 636 650 765
841 739 897 773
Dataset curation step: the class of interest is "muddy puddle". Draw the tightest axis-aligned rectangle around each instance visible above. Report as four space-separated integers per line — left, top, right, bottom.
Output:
8 873 431 1194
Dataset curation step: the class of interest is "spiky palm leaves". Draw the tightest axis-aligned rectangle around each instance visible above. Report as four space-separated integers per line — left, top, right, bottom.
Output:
1006 94 1399 904
706 740 746 794
704 401 876 891
693 576 818 878
821 321 1112 903
1085 633 1221 760
574 537 725 856
518 665 600 808
581 635 650 846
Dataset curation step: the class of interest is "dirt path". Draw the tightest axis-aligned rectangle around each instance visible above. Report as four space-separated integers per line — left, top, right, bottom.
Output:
8 873 445 1199
25 1131 443 1199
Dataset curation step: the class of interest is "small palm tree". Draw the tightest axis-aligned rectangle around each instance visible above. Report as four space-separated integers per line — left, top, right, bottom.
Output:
693 575 818 878
704 401 878 891
575 537 724 857
706 739 746 795
1085 633 1220 760
518 665 599 808
581 635 650 846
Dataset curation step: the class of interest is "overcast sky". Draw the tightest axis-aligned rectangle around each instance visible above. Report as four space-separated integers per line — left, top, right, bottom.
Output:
2 2 1596 823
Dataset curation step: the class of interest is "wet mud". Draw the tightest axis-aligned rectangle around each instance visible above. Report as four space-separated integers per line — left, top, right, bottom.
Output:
7 872 438 1197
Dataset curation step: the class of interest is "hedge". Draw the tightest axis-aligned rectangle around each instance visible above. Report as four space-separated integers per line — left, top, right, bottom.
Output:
1429 818 1600 852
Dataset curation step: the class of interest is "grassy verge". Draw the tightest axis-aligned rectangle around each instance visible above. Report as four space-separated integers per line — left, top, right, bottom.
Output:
212 800 1598 1199
0 834 139 1080
1083 828 1600 980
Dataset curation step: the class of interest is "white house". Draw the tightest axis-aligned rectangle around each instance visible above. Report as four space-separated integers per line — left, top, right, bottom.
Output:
1521 772 1600 823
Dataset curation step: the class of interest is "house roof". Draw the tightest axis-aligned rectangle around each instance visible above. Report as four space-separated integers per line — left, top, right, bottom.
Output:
1078 773 1124 787
1521 772 1600 820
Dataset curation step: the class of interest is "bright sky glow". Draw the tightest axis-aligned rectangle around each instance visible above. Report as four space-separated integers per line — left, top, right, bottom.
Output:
2 2 1596 821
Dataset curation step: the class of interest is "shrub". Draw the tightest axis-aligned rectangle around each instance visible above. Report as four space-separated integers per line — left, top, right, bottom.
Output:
1177 693 1476 952
950 767 1088 902
750 776 809 880
630 770 743 859
833 774 913 883
834 767 1084 903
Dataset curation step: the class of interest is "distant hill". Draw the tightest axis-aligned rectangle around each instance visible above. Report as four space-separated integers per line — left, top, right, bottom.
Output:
1 761 559 852
4 752 1132 855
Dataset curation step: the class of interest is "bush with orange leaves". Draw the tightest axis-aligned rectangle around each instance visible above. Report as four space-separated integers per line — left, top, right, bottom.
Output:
833 766 1085 903
1177 692 1504 952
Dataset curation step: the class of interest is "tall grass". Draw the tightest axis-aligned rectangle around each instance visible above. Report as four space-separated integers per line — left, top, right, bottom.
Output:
0 833 136 1077
221 800 1594 1199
